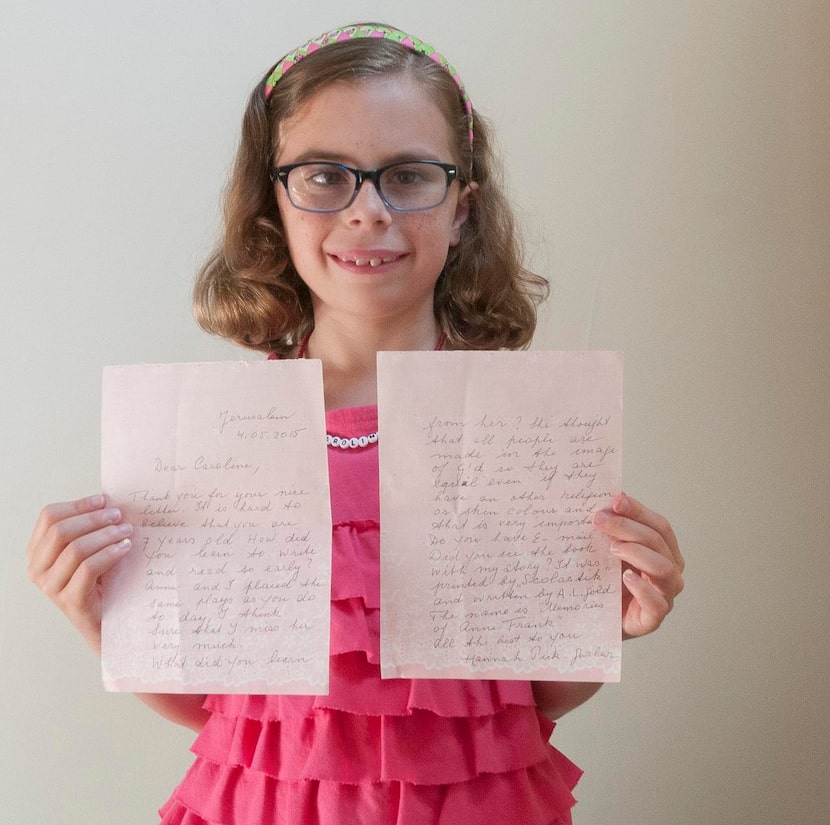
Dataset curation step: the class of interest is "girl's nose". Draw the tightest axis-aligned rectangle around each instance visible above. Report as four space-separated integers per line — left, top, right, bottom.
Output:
343 180 392 225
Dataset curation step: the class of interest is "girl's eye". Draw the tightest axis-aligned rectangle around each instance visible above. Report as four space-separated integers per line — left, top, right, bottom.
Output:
388 167 423 186
306 168 349 187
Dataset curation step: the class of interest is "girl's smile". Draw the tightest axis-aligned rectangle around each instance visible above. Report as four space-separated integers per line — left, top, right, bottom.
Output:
330 250 407 272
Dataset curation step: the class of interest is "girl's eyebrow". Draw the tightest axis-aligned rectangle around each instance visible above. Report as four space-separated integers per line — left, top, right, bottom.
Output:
277 149 446 166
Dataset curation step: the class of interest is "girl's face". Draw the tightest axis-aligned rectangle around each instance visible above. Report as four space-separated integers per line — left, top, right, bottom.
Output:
275 75 474 331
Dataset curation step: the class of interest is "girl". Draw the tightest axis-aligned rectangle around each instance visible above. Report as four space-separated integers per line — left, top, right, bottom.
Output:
27 23 685 825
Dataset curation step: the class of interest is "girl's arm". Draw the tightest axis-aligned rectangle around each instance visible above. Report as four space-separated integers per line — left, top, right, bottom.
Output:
27 495 209 731
532 681 603 719
533 495 684 719
134 693 210 731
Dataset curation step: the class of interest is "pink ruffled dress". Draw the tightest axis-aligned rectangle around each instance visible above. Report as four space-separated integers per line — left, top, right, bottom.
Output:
159 406 581 825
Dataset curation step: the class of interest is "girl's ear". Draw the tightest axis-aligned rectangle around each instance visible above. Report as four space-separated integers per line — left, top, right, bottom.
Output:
449 181 478 246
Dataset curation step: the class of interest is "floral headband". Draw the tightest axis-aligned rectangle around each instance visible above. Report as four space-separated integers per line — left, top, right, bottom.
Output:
263 23 474 149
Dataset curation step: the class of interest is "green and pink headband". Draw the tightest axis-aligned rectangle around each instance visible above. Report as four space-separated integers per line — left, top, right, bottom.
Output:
263 24 474 148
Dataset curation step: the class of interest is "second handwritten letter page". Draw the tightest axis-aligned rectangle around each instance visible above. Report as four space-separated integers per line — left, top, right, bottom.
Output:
377 350 623 682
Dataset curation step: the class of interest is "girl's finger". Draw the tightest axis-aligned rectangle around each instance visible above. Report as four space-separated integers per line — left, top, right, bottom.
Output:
57 537 133 614
594 497 685 576
40 522 133 598
622 568 671 634
27 495 108 552
594 510 670 560
611 541 683 598
28 504 123 577
613 494 684 571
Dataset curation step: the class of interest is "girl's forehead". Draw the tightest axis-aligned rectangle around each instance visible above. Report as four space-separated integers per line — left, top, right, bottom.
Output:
277 76 457 163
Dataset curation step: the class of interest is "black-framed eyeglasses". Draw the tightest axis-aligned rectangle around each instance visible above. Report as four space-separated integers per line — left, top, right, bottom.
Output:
270 160 462 213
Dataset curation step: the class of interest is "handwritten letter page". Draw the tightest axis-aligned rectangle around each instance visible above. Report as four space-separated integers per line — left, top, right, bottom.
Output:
101 361 331 694
378 351 623 682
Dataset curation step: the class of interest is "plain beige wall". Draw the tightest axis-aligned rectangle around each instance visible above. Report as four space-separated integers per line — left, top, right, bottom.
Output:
2 2 828 823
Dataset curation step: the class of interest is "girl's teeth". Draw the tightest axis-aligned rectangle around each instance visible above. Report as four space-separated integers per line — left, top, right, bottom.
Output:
351 257 391 267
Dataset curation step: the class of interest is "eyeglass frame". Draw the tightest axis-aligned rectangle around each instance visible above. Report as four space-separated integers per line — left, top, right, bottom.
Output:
269 160 463 213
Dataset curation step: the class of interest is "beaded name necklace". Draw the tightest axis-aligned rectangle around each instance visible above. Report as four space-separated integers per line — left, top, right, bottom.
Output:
296 331 446 450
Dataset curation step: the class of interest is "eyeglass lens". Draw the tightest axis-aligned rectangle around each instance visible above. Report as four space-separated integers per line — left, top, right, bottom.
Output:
284 162 452 212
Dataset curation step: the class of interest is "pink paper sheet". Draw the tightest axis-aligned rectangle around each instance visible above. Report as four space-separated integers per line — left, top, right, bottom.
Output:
100 361 331 694
377 351 623 682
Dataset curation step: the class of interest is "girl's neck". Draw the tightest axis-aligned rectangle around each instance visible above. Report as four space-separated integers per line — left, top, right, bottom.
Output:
301 314 444 410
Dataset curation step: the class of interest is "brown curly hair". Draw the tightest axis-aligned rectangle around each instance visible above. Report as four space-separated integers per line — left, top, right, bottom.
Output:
193 33 548 355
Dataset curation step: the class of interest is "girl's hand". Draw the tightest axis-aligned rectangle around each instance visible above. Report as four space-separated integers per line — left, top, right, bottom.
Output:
27 495 133 653
593 493 685 639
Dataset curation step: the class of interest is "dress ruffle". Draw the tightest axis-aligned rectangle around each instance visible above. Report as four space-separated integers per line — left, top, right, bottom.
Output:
194 701 557 784
159 405 582 824
160 755 580 825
